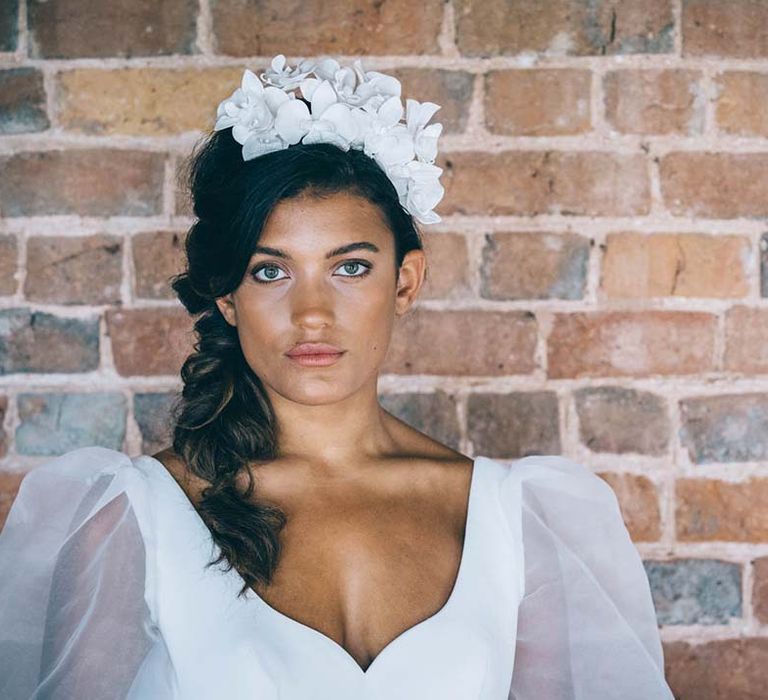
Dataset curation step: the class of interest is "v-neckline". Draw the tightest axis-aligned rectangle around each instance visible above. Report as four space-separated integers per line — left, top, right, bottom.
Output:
141 453 484 679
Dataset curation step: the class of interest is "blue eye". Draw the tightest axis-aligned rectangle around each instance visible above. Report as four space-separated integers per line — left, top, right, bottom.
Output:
251 260 372 284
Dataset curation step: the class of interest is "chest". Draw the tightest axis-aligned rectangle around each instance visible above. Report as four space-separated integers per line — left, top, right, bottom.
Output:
249 495 467 672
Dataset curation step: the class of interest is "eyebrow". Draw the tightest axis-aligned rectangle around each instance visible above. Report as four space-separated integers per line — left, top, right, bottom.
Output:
251 241 381 261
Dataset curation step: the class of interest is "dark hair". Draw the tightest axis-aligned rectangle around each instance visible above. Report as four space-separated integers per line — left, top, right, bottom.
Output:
168 126 425 598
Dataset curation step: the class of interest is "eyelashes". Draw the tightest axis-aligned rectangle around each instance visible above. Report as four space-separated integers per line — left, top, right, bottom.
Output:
250 260 373 285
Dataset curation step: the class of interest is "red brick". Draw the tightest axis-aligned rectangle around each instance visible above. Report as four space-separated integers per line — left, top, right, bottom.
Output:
212 0 443 56
604 69 704 135
715 72 768 137
456 0 674 57
548 311 717 379
596 472 662 541
664 638 768 698
0 235 17 295
676 477 768 541
383 309 538 376
484 69 591 136
724 306 768 374
600 232 751 299
753 557 768 624
683 0 768 57
25 235 123 305
659 152 768 218
0 470 25 532
0 150 165 217
27 0 197 59
132 231 186 300
439 151 650 217
481 232 589 300
419 232 472 301
106 308 194 376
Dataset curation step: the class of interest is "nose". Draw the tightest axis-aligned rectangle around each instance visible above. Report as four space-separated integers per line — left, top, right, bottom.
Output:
290 277 335 329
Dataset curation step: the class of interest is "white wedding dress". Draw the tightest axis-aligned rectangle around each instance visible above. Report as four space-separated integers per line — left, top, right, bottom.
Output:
0 446 674 699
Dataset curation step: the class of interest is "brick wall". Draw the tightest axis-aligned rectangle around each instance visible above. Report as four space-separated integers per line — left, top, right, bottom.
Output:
1 0 767 694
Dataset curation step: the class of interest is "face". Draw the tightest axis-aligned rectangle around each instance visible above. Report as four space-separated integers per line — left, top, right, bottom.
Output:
214 191 426 406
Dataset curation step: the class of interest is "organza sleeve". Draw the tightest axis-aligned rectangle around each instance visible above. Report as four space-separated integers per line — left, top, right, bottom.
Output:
502 455 673 699
0 446 176 699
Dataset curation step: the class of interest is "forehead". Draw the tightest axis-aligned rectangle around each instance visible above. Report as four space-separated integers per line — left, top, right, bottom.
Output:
259 191 393 246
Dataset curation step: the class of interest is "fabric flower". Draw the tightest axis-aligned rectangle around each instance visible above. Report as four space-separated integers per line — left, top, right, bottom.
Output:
260 54 316 91
213 55 445 224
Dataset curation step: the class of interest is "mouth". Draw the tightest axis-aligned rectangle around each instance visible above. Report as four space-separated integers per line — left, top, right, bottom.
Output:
284 343 346 367
285 350 346 367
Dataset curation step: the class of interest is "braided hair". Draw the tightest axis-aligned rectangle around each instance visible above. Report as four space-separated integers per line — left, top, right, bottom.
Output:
168 127 425 597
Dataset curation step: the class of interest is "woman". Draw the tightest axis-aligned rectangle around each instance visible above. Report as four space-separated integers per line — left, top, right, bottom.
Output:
0 55 674 698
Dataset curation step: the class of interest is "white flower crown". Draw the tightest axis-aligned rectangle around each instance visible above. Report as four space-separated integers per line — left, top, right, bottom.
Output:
213 54 445 225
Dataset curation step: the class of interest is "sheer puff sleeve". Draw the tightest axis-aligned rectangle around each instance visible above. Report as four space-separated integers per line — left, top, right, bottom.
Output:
502 455 673 700
0 446 176 699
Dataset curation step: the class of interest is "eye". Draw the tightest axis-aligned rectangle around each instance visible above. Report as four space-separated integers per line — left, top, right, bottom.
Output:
335 260 372 278
251 264 287 284
250 260 373 285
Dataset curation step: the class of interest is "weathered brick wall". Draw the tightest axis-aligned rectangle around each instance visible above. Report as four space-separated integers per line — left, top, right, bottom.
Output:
1 0 767 693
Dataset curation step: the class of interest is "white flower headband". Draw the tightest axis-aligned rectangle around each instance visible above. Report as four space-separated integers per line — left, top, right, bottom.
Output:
213 54 445 225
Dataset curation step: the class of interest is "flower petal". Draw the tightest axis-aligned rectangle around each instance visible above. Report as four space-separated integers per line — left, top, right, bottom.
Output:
311 80 338 117
274 99 311 144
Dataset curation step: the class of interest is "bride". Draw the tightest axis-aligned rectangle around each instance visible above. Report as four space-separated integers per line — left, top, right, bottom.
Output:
0 54 673 699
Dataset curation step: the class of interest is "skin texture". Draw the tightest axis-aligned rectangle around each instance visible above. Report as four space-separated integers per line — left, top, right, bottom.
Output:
155 190 475 673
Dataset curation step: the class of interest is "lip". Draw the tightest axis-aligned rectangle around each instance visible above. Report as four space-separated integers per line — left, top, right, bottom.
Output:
285 342 346 367
285 342 344 357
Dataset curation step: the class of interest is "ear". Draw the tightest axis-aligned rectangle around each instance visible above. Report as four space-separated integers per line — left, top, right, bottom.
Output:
214 293 237 327
394 249 427 317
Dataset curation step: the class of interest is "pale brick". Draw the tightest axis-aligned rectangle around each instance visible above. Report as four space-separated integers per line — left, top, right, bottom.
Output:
440 151 650 217
677 476 768 540
383 309 538 376
598 472 663 541
600 232 750 299
659 153 768 218
0 235 17 295
604 69 704 135
132 231 186 300
134 392 178 455
548 311 717 379
683 0 768 57
715 72 768 137
724 306 768 374
485 69 591 136
25 235 123 305
752 557 768 624
419 232 472 301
